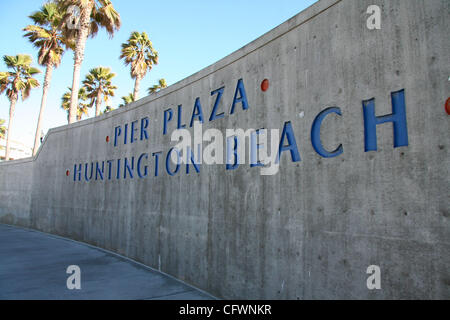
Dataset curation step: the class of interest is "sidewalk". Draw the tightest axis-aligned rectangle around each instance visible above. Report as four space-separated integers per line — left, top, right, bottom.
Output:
0 224 214 300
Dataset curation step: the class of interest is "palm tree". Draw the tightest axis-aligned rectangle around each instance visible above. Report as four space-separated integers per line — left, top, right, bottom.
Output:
118 92 134 107
0 54 40 160
61 87 90 121
101 105 114 114
120 31 158 100
148 78 167 95
82 67 117 116
0 119 6 139
58 0 120 124
24 2 74 156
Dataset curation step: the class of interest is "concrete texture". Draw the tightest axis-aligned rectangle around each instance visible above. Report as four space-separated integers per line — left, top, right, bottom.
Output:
0 224 214 300
0 0 449 299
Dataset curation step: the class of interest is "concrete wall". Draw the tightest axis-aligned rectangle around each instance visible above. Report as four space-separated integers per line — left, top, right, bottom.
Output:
0 158 33 226
1 0 449 299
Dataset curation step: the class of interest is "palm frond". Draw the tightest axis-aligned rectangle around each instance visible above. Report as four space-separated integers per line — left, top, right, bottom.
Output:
81 66 117 110
148 78 167 95
119 31 158 80
0 54 40 102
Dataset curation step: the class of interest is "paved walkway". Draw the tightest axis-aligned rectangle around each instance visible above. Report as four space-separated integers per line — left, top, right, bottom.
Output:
0 224 214 300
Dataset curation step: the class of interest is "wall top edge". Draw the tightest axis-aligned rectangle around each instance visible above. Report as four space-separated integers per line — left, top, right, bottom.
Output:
3 0 340 165
47 0 340 133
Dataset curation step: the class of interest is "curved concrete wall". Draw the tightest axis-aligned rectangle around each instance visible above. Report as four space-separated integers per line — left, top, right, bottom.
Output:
1 0 449 299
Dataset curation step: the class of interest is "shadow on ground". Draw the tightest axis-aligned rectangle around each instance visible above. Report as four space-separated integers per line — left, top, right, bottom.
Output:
0 224 215 300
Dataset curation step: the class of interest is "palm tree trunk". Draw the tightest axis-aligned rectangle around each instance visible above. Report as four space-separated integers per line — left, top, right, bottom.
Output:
5 97 17 161
95 90 102 116
133 76 142 101
68 1 94 124
33 63 53 156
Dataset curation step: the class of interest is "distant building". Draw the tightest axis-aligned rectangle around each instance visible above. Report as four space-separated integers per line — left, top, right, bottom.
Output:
0 138 32 161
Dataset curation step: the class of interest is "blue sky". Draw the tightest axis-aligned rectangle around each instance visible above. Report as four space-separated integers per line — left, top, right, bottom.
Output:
0 0 317 147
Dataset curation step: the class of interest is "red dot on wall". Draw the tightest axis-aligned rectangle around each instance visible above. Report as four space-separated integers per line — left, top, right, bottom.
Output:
261 79 269 92
106 136 110 142
66 170 70 176
446 97 450 115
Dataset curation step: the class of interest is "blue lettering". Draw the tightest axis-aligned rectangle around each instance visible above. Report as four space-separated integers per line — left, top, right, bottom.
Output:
230 79 249 114
190 97 204 127
140 117 149 140
95 161 104 180
363 89 408 152
137 153 148 178
116 159 121 180
84 162 94 181
209 87 225 121
250 129 264 167
123 123 128 145
114 126 121 147
226 136 239 170
152 152 161 177
73 164 82 181
124 157 134 179
163 108 173 135
185 146 200 174
166 148 180 176
311 107 344 158
277 122 301 163
107 160 113 180
177 105 186 129
130 120 138 143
